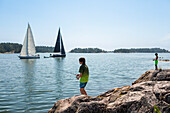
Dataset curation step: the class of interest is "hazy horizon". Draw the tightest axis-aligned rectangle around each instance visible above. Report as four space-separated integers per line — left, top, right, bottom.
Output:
0 0 170 51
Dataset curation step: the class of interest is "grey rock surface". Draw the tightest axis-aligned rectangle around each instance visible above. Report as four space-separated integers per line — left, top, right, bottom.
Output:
48 69 170 113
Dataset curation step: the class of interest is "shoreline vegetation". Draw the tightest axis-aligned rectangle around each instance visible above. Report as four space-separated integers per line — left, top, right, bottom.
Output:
0 43 54 53
69 48 107 53
69 48 170 53
0 42 170 53
113 48 169 53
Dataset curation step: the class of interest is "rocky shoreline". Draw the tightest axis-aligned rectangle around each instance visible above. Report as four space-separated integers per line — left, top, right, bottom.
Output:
48 69 170 113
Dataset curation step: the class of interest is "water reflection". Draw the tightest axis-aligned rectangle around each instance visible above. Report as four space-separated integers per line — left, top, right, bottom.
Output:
21 59 36 112
53 58 65 98
21 59 36 73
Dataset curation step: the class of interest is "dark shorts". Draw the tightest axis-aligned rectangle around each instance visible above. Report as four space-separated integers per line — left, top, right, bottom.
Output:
80 82 87 88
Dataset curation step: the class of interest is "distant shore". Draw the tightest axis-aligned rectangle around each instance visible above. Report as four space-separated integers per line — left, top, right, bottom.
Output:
69 48 170 53
0 51 14 54
0 43 54 53
0 42 170 53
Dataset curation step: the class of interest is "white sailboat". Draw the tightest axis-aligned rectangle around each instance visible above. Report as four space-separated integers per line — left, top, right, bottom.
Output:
19 23 40 59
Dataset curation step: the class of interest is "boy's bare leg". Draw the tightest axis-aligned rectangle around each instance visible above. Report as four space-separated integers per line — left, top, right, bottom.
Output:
80 88 87 95
83 89 87 95
155 65 158 70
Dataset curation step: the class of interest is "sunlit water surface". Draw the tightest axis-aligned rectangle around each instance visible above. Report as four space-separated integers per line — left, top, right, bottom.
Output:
0 53 170 113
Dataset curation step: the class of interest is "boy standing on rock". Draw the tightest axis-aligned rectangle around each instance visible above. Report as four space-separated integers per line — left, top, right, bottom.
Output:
76 57 89 95
154 53 158 70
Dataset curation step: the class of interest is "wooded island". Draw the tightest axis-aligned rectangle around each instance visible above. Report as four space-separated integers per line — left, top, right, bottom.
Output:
0 43 169 53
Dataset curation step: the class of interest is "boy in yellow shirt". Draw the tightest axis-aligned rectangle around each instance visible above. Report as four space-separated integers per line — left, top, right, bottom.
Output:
76 57 89 95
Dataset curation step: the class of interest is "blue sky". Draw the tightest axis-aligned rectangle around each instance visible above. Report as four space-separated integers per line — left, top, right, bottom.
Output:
0 0 170 51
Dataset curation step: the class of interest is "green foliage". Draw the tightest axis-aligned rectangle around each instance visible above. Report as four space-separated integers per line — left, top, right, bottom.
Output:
69 48 107 53
36 46 54 53
114 48 169 53
0 43 22 53
154 105 161 113
0 43 54 53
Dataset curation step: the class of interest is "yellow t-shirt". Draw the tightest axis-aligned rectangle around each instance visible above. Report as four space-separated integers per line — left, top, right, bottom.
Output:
79 64 89 83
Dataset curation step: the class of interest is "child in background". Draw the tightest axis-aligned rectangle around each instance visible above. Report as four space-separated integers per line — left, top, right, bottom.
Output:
154 53 158 70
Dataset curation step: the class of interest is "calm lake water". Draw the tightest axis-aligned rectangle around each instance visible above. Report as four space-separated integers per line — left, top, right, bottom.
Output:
0 53 170 113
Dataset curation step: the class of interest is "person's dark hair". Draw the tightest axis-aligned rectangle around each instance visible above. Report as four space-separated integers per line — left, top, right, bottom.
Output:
155 53 158 56
79 57 86 65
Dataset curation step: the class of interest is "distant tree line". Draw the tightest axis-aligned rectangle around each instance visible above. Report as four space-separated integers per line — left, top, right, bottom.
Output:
0 43 22 53
69 48 107 53
1 43 170 53
113 48 170 53
36 46 54 53
0 43 54 53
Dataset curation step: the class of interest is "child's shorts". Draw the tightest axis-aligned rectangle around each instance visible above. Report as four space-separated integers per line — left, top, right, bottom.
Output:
80 82 87 88
155 60 158 65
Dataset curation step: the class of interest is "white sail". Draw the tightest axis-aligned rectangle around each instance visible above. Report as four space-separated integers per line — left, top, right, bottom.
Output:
20 24 36 56
20 27 28 56
27 24 36 54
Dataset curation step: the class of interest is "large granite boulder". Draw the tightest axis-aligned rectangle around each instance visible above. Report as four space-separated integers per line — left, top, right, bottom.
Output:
48 69 170 113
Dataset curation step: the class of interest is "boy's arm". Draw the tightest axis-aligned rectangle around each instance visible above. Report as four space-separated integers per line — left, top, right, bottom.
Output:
77 65 84 80
153 56 158 61
156 56 158 60
79 73 82 78
76 73 82 80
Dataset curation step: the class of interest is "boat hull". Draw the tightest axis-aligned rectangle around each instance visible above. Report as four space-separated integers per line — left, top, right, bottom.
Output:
50 54 66 57
18 56 40 59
